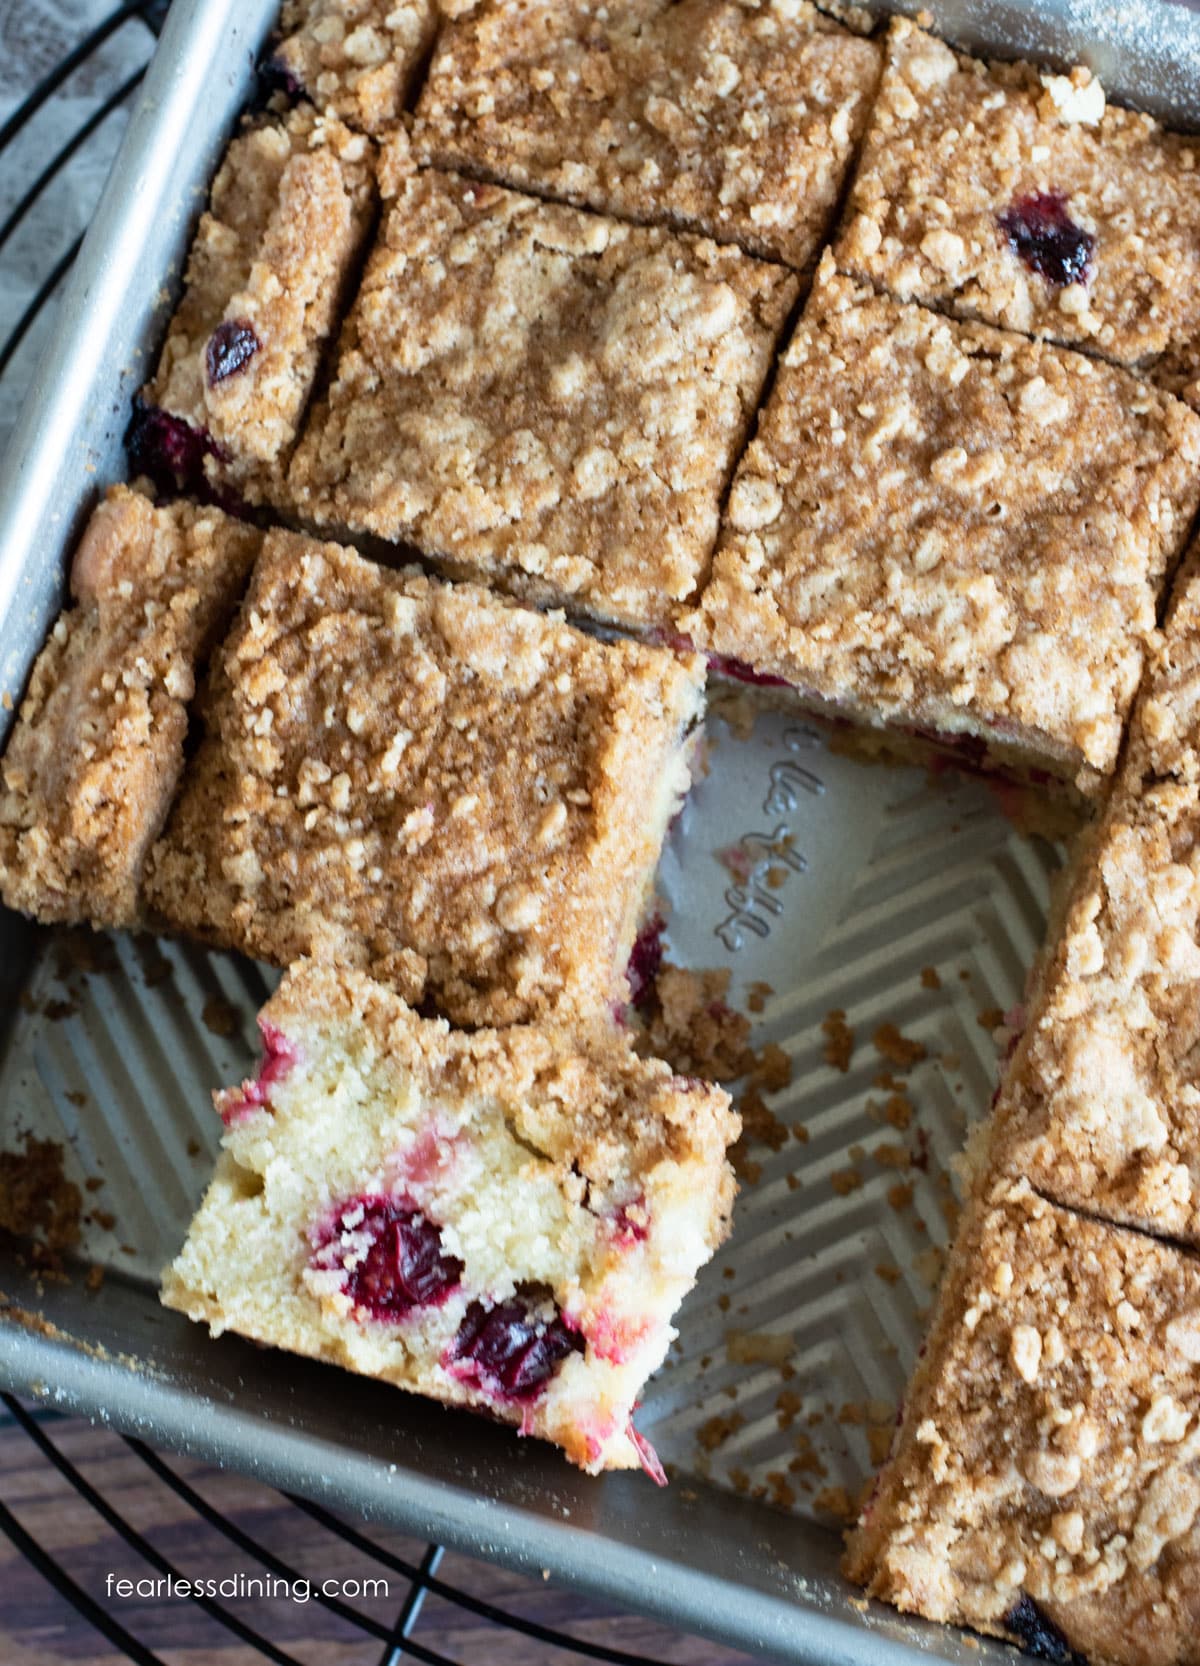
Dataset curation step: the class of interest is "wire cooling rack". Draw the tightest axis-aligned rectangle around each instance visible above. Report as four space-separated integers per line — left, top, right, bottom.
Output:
0 7 747 1662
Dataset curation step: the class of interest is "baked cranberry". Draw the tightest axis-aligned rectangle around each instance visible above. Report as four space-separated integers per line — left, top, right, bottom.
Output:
447 1292 583 1401
218 1019 298 1125
311 1196 463 1322
627 914 665 1013
611 1198 650 1244
998 192 1094 288
126 397 216 493
1003 1594 1088 1665
705 652 791 690
206 320 261 385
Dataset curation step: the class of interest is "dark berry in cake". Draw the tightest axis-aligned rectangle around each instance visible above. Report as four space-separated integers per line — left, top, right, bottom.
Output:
258 54 304 101
998 192 1094 288
627 914 665 1013
1003 1594 1089 1665
311 1196 463 1321
206 320 261 385
126 396 216 493
448 1292 584 1400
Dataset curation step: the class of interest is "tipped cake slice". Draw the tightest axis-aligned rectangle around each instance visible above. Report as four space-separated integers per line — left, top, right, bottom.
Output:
846 1177 1200 1666
0 486 260 930
415 0 881 271
133 103 376 502
835 16 1200 406
267 0 438 136
163 959 738 1476
683 254 1200 797
146 529 705 1025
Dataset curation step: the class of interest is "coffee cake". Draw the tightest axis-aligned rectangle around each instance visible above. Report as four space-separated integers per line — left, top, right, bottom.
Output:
146 530 705 1024
0 487 260 930
269 0 438 135
134 103 376 501
287 151 798 631
846 1177 1200 1665
977 552 1200 1247
163 959 738 1476
683 255 1200 795
415 0 881 271
836 16 1200 406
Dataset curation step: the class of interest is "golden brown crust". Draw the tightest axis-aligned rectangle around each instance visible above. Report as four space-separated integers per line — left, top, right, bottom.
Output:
0 487 261 929
287 156 798 630
846 1179 1200 1666
684 256 1200 793
980 550 1200 1246
836 17 1200 404
414 0 881 270
145 104 376 495
274 0 438 136
146 530 705 1024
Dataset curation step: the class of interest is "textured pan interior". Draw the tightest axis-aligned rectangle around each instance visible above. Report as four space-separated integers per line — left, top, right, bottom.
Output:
0 0 1195 1659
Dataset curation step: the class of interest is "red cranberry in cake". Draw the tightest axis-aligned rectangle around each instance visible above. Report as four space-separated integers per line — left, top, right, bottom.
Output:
216 1019 298 1125
447 1292 583 1402
310 1195 463 1321
163 960 738 1475
206 320 261 385
997 192 1094 288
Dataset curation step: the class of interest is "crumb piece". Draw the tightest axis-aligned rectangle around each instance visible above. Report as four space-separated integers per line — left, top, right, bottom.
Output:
201 996 239 1039
726 1329 794 1367
920 966 941 990
873 1024 928 1071
822 1008 855 1072
0 1136 81 1269
639 963 753 1081
696 1409 745 1452
831 1167 863 1196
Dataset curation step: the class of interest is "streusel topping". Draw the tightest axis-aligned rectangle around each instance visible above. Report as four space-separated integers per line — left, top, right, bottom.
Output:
147 531 704 1023
415 0 881 270
288 152 797 630
685 256 1200 791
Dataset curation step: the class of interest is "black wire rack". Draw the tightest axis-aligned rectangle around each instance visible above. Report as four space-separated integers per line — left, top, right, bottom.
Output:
0 8 741 1662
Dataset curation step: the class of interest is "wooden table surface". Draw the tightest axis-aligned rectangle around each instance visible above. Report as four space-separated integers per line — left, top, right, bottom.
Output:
0 1402 759 1666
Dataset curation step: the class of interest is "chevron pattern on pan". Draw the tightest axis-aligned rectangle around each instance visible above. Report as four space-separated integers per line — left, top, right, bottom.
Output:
643 710 1064 1524
0 708 1064 1530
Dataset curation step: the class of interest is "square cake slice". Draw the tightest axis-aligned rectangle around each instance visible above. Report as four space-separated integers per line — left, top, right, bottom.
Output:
977 553 1200 1246
162 959 738 1476
267 0 438 136
845 1178 1200 1666
287 153 798 632
132 104 376 502
0 486 261 930
682 255 1200 796
835 16 1200 405
146 530 705 1025
414 0 881 272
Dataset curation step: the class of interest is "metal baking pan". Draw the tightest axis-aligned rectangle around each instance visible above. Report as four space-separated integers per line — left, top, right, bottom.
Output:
1 1 1198 1661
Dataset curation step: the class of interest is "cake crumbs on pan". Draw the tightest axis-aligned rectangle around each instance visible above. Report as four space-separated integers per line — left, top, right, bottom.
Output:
202 995 240 1038
696 1409 745 1453
821 1007 855 1071
872 1023 927 1070
637 961 753 1082
726 1329 794 1367
0 1135 82 1271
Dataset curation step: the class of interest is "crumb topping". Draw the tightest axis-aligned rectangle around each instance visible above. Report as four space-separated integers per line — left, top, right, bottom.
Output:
147 531 704 1024
274 0 438 135
0 486 260 928
684 256 1200 791
288 156 797 630
836 16 1200 404
415 0 881 270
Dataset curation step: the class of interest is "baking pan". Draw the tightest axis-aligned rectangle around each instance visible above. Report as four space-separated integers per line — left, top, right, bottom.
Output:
1 1 1198 1662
